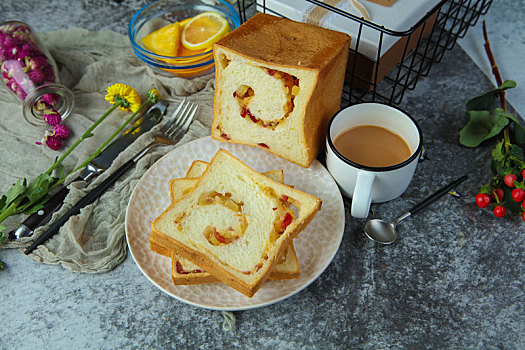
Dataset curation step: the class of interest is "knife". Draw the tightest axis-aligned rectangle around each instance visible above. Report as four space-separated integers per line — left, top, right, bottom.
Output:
9 100 168 240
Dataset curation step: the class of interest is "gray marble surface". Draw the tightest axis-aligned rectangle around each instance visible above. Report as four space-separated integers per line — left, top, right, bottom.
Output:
1 1 524 349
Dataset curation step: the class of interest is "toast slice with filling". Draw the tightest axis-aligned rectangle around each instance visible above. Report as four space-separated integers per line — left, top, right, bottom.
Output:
150 149 321 297
168 163 300 285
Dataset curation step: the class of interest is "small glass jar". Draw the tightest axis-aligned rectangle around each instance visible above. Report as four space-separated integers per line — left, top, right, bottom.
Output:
0 20 74 126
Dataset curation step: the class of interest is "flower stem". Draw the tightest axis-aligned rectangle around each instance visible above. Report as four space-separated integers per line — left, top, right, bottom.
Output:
0 197 23 223
45 102 121 176
70 100 150 175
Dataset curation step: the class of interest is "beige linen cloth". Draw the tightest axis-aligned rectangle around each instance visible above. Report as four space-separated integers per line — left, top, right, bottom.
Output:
0 28 214 273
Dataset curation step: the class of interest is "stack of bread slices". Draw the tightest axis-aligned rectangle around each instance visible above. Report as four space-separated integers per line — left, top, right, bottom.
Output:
150 149 321 298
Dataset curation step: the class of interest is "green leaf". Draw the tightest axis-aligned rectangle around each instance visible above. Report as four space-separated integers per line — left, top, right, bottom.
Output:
516 182 525 190
22 174 56 210
84 132 94 138
508 144 525 162
460 110 509 147
491 140 505 162
480 184 491 194
498 80 517 90
465 80 517 111
513 123 525 145
0 179 27 212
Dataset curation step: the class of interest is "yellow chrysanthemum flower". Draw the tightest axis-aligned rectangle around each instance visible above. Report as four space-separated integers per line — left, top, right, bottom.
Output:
105 83 142 113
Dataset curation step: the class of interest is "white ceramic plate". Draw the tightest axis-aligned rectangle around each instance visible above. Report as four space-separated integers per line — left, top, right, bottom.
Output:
125 136 345 311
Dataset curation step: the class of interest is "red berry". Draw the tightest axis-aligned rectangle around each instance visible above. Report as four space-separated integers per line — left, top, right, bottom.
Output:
493 188 504 202
522 169 525 179
522 211 525 222
494 206 506 218
475 193 491 208
511 188 525 202
504 174 518 188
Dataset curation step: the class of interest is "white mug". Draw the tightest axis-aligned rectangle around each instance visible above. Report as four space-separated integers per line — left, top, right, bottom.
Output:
325 103 423 218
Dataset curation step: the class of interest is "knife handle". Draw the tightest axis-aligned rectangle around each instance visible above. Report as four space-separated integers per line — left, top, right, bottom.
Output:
10 186 70 239
24 159 135 255
28 187 70 229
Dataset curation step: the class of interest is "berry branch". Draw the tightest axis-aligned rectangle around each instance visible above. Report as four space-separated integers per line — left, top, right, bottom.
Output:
461 21 525 221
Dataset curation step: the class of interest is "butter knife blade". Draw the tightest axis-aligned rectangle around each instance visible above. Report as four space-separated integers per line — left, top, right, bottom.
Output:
9 100 168 240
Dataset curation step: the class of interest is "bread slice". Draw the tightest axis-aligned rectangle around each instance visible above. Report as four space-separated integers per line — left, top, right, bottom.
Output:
184 160 208 178
211 13 351 167
168 164 300 285
150 149 321 297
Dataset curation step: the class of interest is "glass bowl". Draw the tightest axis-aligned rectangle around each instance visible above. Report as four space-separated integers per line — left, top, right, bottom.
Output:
128 0 240 78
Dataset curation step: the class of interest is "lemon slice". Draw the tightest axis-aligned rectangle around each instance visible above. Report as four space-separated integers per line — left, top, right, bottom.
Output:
141 21 180 57
181 11 230 50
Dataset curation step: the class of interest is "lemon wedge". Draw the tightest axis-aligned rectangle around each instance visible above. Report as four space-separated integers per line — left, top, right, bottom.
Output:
141 21 180 56
181 11 230 50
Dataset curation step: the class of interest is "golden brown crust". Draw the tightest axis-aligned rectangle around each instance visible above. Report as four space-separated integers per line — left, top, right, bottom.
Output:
171 241 300 285
302 39 350 167
149 238 172 257
214 13 350 69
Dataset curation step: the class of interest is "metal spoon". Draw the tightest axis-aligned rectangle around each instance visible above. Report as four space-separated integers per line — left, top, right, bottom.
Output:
364 175 468 244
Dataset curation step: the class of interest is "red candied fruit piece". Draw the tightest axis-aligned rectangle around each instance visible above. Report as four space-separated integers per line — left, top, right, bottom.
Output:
241 105 248 118
221 133 231 140
175 261 187 275
280 212 293 230
249 113 258 123
258 143 269 149
267 69 276 76
214 228 228 244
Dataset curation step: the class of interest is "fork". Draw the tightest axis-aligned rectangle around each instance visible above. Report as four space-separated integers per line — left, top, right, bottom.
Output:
25 98 198 255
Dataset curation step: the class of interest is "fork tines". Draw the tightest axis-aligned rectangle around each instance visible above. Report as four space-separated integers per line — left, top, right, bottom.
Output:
161 98 198 141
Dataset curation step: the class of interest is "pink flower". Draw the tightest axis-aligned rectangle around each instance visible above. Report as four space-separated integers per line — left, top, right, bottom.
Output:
42 92 59 106
17 43 35 60
26 55 48 70
2 35 20 53
44 109 61 125
0 32 7 46
45 134 62 151
53 124 69 139
28 69 45 84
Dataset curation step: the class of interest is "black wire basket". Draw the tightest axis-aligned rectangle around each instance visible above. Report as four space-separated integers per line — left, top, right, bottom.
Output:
235 0 492 106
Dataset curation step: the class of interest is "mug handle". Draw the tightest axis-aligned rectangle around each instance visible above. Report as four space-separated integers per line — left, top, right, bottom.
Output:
351 171 376 218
